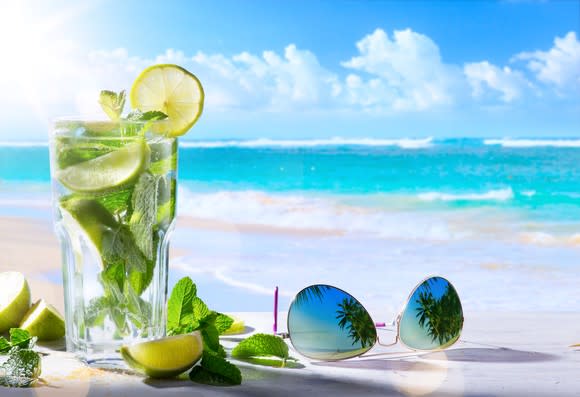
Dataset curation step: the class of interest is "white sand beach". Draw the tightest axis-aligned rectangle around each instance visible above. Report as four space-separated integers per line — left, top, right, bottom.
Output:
0 311 579 396
1 214 579 396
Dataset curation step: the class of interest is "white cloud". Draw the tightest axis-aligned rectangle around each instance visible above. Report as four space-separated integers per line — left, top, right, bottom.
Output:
464 61 530 102
2 26 578 131
341 28 467 111
514 31 580 91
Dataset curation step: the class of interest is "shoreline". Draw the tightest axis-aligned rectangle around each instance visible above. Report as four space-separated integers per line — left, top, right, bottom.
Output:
2 213 580 314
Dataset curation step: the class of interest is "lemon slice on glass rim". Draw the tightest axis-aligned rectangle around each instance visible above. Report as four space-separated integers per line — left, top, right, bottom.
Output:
130 64 204 137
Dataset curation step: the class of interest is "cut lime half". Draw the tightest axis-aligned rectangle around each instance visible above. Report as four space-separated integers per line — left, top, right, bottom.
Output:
121 332 203 378
0 272 31 332
57 139 149 192
20 299 65 341
130 64 204 137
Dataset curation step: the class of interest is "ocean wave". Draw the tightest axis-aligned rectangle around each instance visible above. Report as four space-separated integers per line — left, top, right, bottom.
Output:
484 138 580 148
180 137 433 149
0 141 48 147
179 187 572 244
417 188 514 202
177 188 465 240
520 232 580 246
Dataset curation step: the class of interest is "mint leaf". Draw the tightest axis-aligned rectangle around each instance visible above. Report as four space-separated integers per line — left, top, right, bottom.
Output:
101 224 148 274
130 172 161 260
201 323 220 354
189 351 241 386
0 347 41 388
55 139 118 169
167 277 196 335
238 357 302 368
99 90 126 121
126 110 168 121
85 296 110 327
9 329 33 349
215 313 234 335
124 279 152 331
0 337 11 354
95 188 133 216
192 297 210 322
232 334 289 361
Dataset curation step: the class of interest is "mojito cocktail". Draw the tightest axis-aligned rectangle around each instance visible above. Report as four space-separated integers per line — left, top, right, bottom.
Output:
49 64 203 366
50 120 177 364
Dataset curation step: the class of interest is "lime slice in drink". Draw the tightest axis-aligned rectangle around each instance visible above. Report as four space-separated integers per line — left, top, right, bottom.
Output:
60 198 119 253
130 64 204 137
57 139 149 193
20 299 65 341
121 332 203 378
0 272 31 333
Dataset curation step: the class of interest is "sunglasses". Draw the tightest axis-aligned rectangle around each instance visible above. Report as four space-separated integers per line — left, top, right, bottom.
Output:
273 276 463 361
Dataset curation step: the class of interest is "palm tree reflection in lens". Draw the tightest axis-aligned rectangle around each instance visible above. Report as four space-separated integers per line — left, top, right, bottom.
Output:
288 285 376 360
400 277 463 350
336 297 376 348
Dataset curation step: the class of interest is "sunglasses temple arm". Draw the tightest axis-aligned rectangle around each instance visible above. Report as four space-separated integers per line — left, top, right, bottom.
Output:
273 286 278 334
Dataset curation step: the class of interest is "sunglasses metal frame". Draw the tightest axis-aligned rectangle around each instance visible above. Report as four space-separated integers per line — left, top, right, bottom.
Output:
274 275 464 361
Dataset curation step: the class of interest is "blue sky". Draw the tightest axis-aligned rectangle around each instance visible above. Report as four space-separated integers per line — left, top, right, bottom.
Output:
1 0 579 141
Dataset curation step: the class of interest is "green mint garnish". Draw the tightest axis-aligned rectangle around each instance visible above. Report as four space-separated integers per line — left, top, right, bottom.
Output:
8 329 35 350
167 277 241 384
0 338 11 354
101 224 148 275
189 351 242 386
0 347 41 388
166 277 196 334
214 313 234 334
0 329 37 354
99 90 126 121
232 333 289 365
126 110 168 121
130 173 162 260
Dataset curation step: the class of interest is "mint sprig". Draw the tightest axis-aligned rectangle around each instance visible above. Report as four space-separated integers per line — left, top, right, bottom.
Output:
0 329 36 354
98 90 168 123
126 110 168 121
232 333 291 368
0 347 41 388
99 90 126 121
189 351 241 386
167 277 240 385
0 330 41 388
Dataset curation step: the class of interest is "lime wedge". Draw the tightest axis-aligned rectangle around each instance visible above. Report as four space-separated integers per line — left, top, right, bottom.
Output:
57 139 149 192
0 272 31 332
130 64 204 137
60 198 118 253
222 315 246 335
121 332 203 378
20 299 65 341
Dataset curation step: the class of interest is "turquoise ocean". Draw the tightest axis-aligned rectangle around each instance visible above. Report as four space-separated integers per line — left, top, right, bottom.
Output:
1 137 579 315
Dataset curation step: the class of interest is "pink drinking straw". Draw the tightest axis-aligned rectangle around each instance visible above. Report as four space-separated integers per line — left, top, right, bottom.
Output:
273 286 279 334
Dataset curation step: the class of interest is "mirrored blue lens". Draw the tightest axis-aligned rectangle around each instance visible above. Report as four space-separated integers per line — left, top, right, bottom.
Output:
287 285 377 360
399 276 463 350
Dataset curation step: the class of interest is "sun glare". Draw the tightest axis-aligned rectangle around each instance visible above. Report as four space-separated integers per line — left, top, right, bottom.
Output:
0 1 93 125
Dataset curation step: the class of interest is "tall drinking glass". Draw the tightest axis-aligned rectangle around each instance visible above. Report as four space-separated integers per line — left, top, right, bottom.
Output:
49 119 177 366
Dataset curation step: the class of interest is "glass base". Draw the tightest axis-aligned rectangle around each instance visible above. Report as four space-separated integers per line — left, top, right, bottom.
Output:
85 355 128 371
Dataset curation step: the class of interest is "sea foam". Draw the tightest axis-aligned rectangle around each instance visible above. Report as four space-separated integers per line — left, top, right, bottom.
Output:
484 138 580 148
417 188 514 202
177 188 529 242
180 137 433 149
